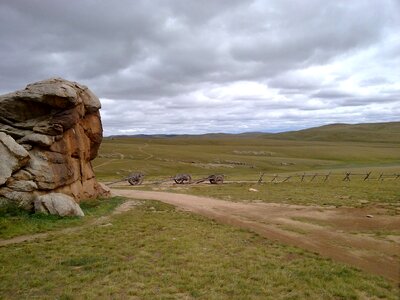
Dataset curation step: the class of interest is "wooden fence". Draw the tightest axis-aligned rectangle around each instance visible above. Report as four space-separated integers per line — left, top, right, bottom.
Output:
110 171 400 186
257 172 400 183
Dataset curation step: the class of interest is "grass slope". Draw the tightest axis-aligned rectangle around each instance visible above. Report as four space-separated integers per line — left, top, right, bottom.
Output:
0 200 397 299
1 122 399 298
108 121 400 143
270 122 400 143
96 131 400 182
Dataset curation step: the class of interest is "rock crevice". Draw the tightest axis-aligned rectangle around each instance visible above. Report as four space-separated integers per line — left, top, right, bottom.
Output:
0 78 109 214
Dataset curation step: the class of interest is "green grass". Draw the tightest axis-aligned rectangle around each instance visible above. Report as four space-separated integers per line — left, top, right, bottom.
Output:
271 122 400 143
93 132 400 214
0 197 125 239
154 178 400 211
94 133 400 183
1 124 398 298
94 131 399 212
0 200 397 299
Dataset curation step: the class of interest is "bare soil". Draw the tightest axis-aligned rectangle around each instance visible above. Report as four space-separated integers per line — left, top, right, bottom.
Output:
112 189 400 282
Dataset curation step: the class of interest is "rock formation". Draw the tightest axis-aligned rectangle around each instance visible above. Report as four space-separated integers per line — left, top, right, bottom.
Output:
0 78 110 215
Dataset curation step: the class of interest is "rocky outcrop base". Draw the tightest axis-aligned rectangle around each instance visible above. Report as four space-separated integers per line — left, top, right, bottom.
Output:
0 78 110 216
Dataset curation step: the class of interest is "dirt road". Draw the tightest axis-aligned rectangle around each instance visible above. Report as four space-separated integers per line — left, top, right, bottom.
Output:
112 189 400 282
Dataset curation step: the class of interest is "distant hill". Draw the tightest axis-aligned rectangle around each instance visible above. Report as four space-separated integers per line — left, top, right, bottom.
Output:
106 133 234 139
106 122 400 143
269 122 400 143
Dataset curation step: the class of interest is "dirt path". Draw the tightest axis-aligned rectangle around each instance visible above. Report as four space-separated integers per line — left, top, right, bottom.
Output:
93 159 117 170
138 143 153 160
112 189 400 282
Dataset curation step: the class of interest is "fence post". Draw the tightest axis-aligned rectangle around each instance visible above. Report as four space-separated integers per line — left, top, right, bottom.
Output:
271 174 278 182
363 172 371 181
343 172 351 181
258 172 265 184
301 173 305 182
324 172 331 182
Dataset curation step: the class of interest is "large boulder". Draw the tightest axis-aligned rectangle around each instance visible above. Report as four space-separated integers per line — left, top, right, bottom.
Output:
0 78 109 215
34 193 85 217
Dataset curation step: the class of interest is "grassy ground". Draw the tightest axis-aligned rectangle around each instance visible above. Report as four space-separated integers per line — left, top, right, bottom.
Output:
271 122 400 143
94 136 400 182
0 200 397 299
0 197 125 239
96 135 399 210
1 129 398 298
147 178 400 212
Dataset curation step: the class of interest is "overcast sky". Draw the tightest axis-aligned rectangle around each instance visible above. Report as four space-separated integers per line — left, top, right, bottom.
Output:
0 0 399 135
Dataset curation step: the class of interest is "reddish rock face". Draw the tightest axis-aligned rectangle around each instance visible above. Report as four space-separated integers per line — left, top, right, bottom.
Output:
0 78 109 211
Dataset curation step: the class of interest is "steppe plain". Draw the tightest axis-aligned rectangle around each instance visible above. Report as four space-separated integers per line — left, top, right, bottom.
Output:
1 122 399 299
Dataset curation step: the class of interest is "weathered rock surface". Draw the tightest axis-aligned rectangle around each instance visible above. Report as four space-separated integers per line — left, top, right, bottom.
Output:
0 132 30 185
34 193 85 217
0 78 109 215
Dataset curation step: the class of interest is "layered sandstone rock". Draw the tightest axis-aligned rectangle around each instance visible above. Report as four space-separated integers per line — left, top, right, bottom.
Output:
0 78 110 215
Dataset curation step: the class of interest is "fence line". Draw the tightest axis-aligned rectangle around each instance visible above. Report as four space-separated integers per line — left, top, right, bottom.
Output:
257 172 400 183
110 171 400 186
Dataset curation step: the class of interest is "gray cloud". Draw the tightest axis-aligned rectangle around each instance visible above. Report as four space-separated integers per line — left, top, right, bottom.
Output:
0 0 399 134
312 89 354 99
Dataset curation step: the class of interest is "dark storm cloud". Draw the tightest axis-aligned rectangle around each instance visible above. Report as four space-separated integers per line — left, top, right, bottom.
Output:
0 0 399 134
